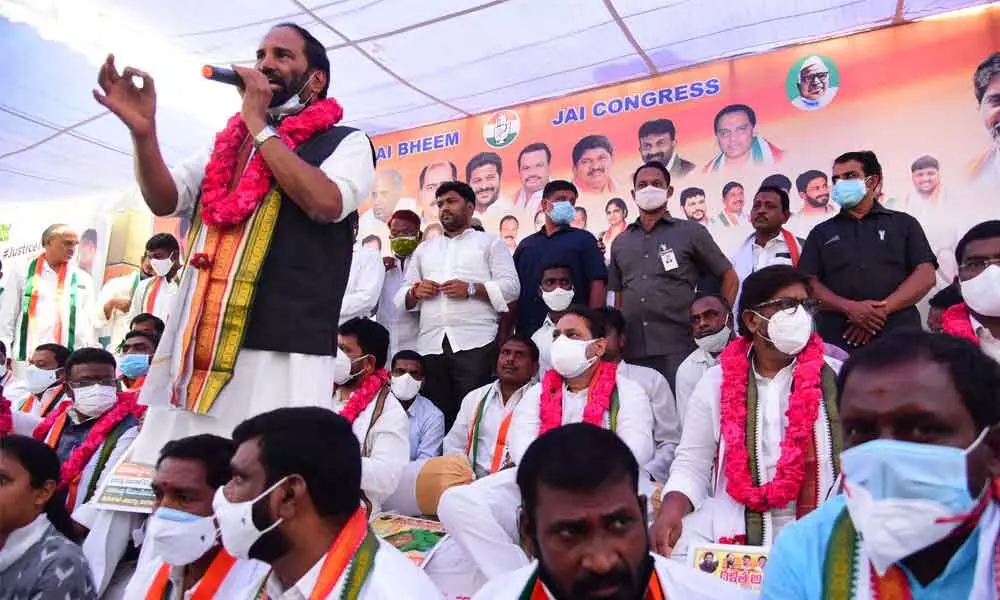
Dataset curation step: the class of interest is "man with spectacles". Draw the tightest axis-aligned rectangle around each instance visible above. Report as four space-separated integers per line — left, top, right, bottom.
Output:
30 348 145 595
940 220 1000 364
791 56 838 111
798 151 937 350
651 266 843 556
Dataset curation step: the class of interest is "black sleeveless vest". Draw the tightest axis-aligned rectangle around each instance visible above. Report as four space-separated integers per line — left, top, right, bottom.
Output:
242 125 375 355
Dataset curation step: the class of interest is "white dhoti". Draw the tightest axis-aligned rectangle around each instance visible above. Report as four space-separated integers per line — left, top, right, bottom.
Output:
436 468 528 581
131 349 335 463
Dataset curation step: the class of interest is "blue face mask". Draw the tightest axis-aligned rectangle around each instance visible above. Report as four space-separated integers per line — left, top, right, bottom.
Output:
831 178 868 209
119 354 150 379
548 201 576 225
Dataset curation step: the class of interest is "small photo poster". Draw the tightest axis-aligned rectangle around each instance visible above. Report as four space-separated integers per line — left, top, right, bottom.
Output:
689 542 769 594
370 513 449 569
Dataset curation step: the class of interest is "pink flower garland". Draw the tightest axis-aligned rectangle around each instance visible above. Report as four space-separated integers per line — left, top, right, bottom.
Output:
941 303 979 345
0 398 11 436
32 391 146 488
538 361 618 435
719 334 825 513
199 98 345 228
339 369 389 425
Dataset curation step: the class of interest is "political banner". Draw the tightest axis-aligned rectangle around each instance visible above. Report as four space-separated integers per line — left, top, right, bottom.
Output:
357 7 1000 290
690 543 768 595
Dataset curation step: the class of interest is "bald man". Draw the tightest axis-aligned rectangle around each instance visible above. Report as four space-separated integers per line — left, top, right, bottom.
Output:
0 224 97 365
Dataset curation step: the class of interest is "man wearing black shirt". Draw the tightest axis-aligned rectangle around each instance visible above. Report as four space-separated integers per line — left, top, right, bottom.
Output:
799 151 936 350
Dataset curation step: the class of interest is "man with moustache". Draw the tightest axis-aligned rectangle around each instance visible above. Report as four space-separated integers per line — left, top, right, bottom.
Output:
418 161 457 224
215 407 440 598
788 169 835 236
713 181 747 227
514 143 551 213
472 424 752 600
638 118 695 179
361 168 416 232
398 181 519 425
467 152 513 217
680 187 709 226
970 52 1000 184
96 23 376 461
703 104 783 173
572 135 617 196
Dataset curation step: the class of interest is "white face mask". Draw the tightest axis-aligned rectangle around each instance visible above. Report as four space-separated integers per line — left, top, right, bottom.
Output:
150 257 174 278
549 336 597 378
333 351 369 386
694 322 732 354
634 186 669 211
71 384 118 418
146 507 218 567
961 264 1000 318
25 364 59 395
390 373 422 402
841 430 987 575
267 73 317 119
212 479 286 560
541 287 575 312
753 305 814 355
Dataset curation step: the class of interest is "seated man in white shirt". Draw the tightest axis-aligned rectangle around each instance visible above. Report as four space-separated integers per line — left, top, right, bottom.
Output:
332 318 409 516
598 306 681 483
124 434 270 599
438 306 654 584
530 264 575 373
398 181 520 427
340 218 387 324
473 424 753 600
730 186 804 313
13 343 70 418
651 266 842 555
216 406 441 599
941 220 1000 363
674 293 735 422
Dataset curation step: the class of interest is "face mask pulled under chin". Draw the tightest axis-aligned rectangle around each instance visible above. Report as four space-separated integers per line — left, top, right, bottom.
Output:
212 479 287 560
267 73 317 119
694 322 731 354
841 430 989 575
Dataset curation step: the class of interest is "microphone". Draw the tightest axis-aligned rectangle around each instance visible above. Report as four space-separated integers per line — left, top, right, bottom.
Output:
201 65 241 87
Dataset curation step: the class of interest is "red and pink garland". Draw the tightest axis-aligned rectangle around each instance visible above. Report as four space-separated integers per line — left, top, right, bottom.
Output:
32 391 145 488
199 98 344 228
538 361 617 435
941 303 979 345
339 369 389 425
0 398 11 437
719 334 825 513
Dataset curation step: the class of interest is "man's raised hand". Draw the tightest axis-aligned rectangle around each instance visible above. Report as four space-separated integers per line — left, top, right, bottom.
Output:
94 54 156 138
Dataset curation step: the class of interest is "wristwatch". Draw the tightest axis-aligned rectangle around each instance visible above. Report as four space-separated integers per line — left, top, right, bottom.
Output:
253 126 279 149
467 281 476 298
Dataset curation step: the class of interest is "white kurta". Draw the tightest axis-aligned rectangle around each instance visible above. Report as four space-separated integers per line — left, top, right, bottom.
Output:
0 259 96 361
125 275 180 327
674 348 719 424
339 244 385 324
93 272 140 347
375 260 418 360
442 379 533 479
437 373 655 582
131 128 375 464
662 356 842 549
618 361 680 483
332 388 409 516
264 539 440 599
473 554 756 600
123 553 271 600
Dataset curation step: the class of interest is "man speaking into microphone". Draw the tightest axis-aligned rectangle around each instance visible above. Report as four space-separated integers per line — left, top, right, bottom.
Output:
94 24 375 461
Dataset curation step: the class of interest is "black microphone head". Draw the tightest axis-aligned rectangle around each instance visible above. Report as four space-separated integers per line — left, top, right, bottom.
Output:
202 65 242 86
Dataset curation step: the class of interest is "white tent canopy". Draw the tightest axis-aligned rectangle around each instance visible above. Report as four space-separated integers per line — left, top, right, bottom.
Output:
0 0 993 202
